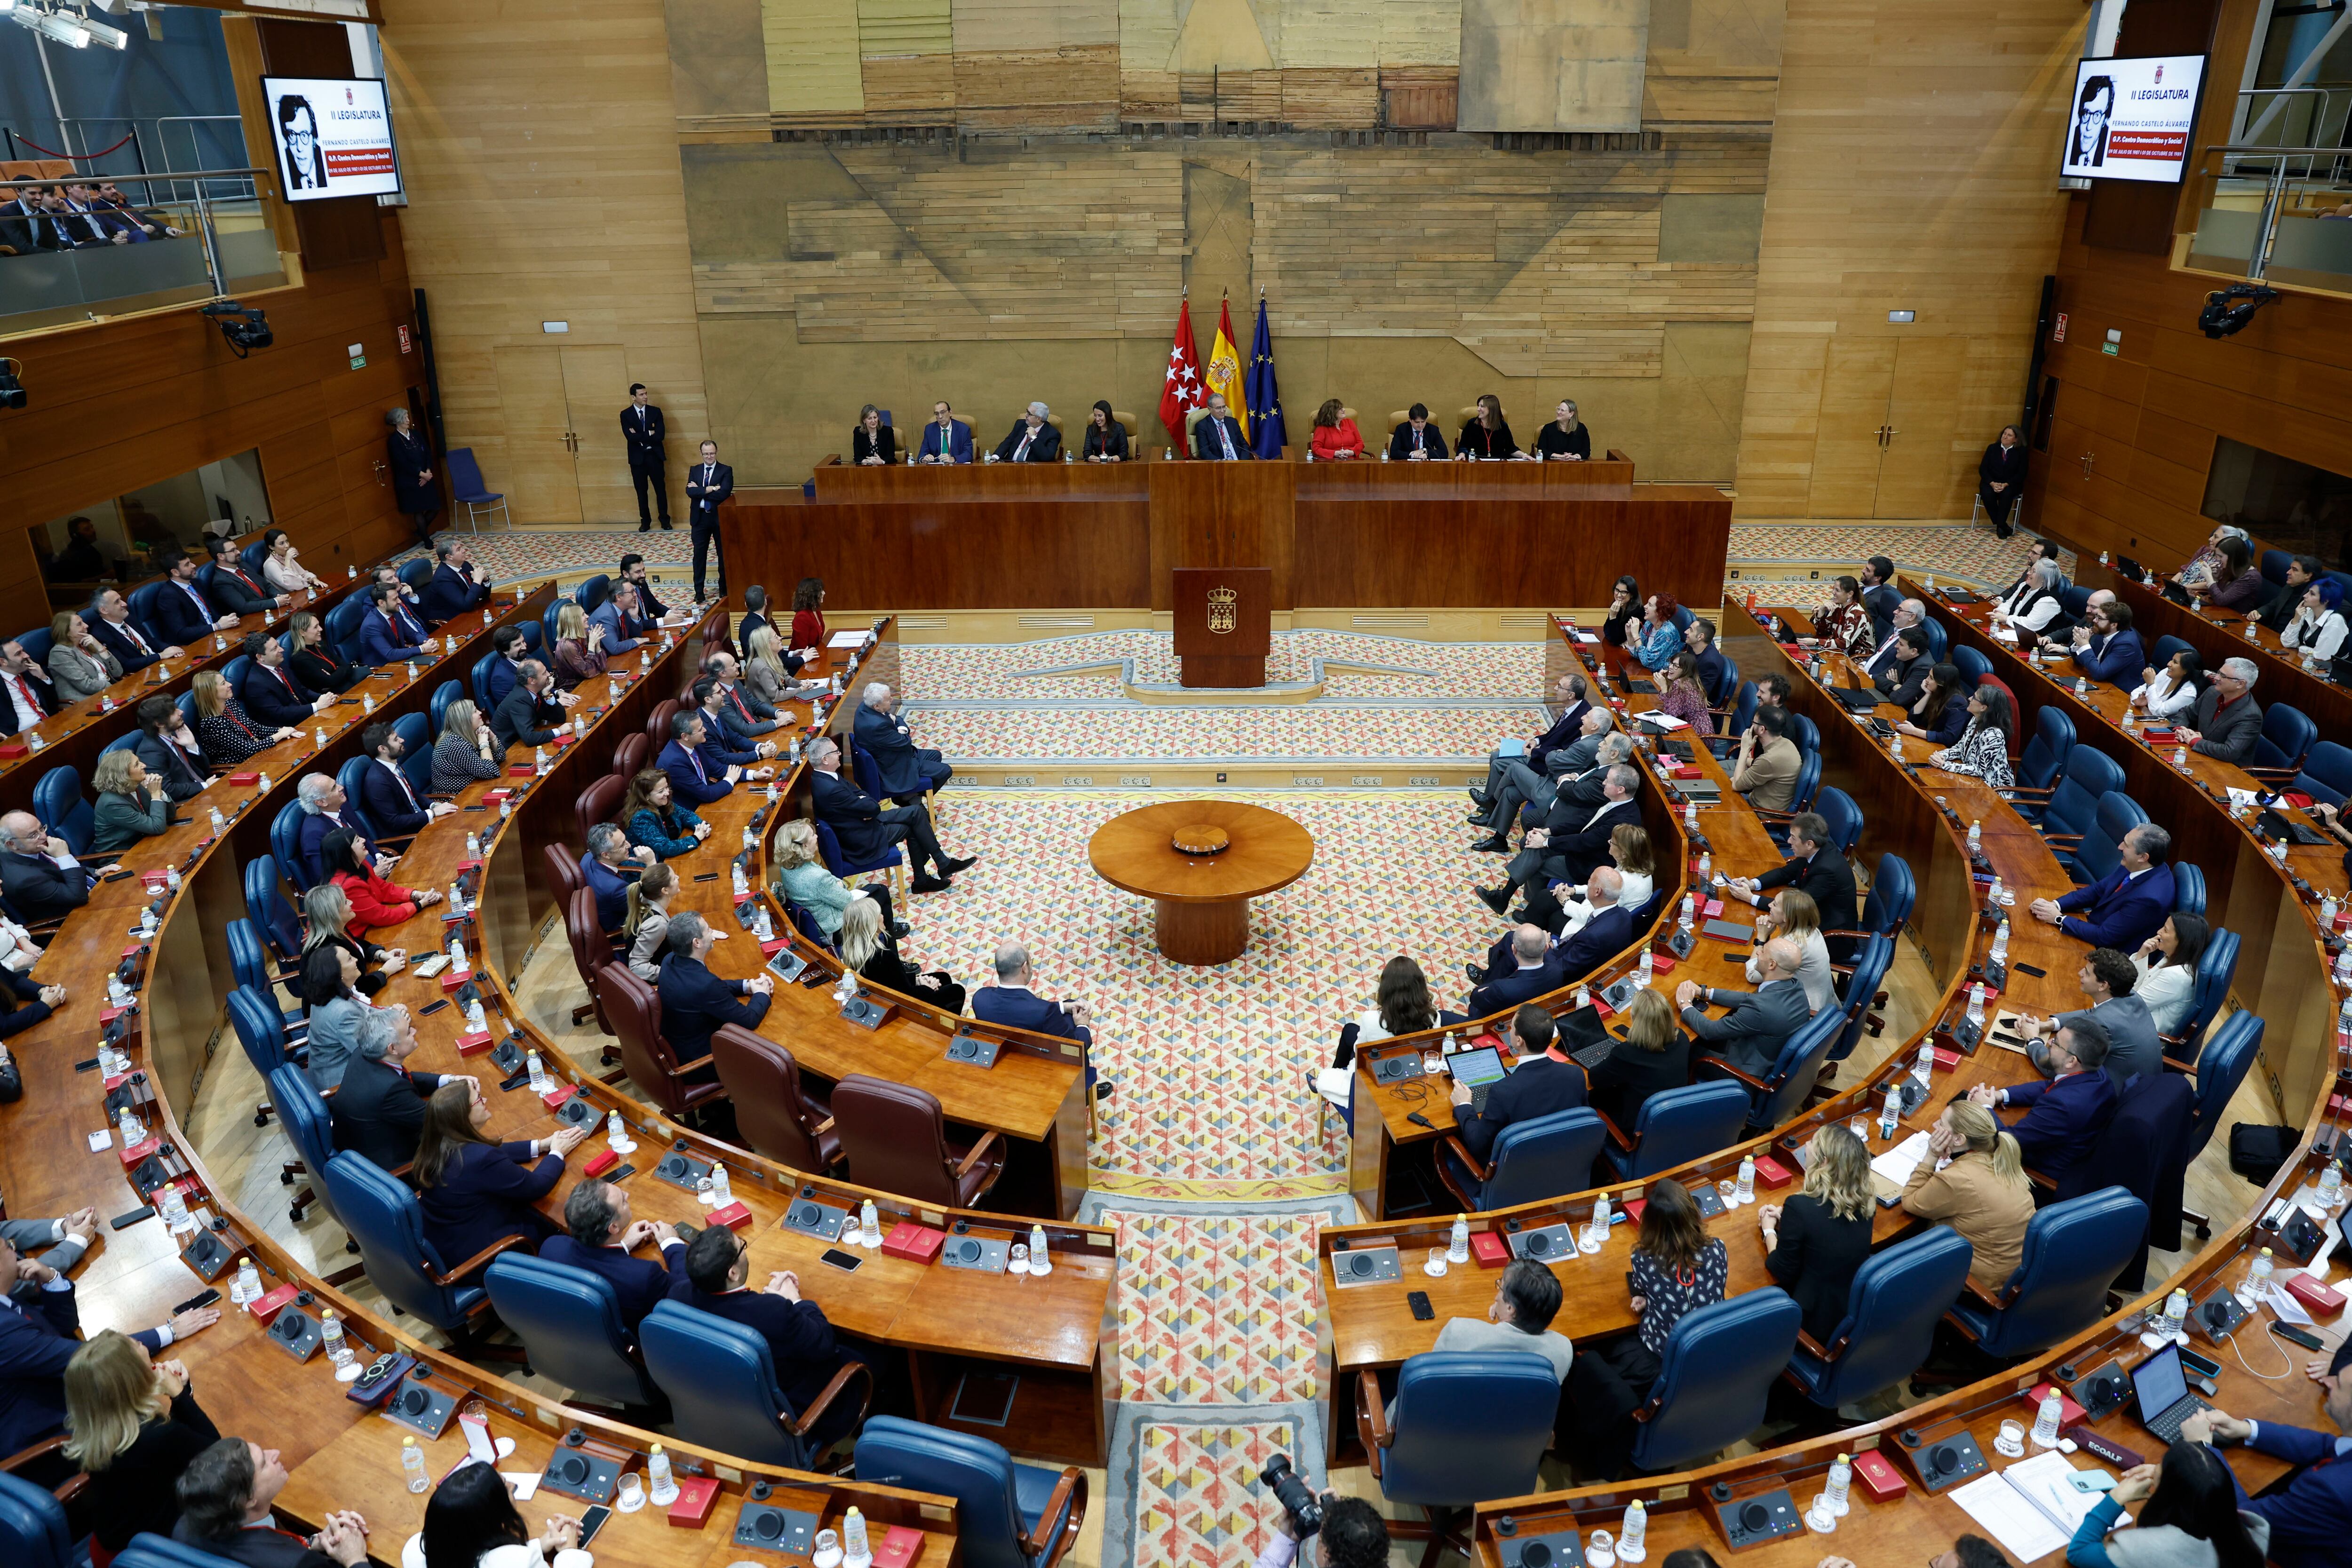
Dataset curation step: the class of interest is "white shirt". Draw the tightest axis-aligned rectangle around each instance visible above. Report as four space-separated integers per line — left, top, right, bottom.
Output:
1 669 47 732
2137 669 2200 719
2285 608 2348 661
2131 955 2198 1037
1558 869 1654 936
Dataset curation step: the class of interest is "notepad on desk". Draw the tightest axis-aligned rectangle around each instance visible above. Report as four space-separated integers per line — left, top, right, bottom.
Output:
1869 1131 1932 1190
826 630 868 648
1950 1450 2127 1564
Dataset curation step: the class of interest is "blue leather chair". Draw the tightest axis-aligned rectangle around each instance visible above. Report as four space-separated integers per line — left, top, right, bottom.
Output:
334 755 382 842
12 627 52 667
263 1064 332 1228
2147 634 2196 672
326 596 369 668
1437 1107 1605 1212
1952 644 1991 687
2249 704 2317 779
813 817 902 884
2012 705 2076 798
227 920 301 1024
1818 788 1863 852
323 1152 519 1350
1788 748 1823 815
242 538 273 579
2059 585 2091 621
220 654 253 694
2291 740 2352 806
176 690 199 728
1945 1186 2148 1360
576 573 612 613
852 1417 1086 1568
269 800 315 892
1721 679 1757 736
2026 742 2123 835
1628 1289 1804 1473
243 854 304 970
2161 929 2238 1065
393 711 433 797
541 599 568 656
431 678 464 735
32 766 92 858
1786 1229 1974 1410
1827 935 1897 1061
483 1254 661 1410
2058 790 2149 883
1713 1006 1840 1127
1842 853 1915 941
117 1533 247 1568
471 652 501 712
1784 712 1820 754
0 1470 77 1568
101 729 143 758
2259 548 2292 586
1916 615 1947 663
2171 862 2206 917
2182 1012 2261 1172
1601 1081 1750 1179
398 557 434 593
127 581 170 646
639 1299 869 1468
1356 1351 1557 1557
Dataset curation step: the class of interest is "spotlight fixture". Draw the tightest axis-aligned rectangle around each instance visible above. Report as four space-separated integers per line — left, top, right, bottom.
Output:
0 358 24 412
2197 283 2279 340
36 7 90 45
200 301 273 359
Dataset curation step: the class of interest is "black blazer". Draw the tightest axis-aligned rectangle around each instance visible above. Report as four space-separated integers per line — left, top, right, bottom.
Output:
1978 440 2028 492
666 1278 848 1420
810 768 896 863
150 579 221 647
1756 849 1860 963
358 756 431 838
388 429 437 514
858 944 967 1014
1467 959 1565 1021
1764 1192 1875 1344
1456 1055 1589 1163
685 460 733 518
174 1519 337 1568
1875 652 1929 710
0 668 62 738
493 684 563 750
1588 1035 1692 1130
1080 420 1129 460
421 563 487 625
994 420 1062 463
87 613 163 670
1539 796 1642 886
238 662 316 731
1387 422 1448 460
89 1389 221 1553
1457 419 1517 459
656 951 770 1065
205 561 275 618
136 731 209 802
851 425 898 465
291 644 362 694
540 1235 687 1332
622 403 666 466
418 1139 562 1266
0 850 88 923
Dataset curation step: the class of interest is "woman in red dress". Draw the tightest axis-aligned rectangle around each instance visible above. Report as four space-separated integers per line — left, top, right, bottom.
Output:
790 577 827 655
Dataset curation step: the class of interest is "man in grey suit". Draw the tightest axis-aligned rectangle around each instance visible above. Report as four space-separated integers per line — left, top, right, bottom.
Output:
2176 657 2264 765
1479 730 1633 857
2020 947 2160 1090
0 1212 98 1270
1473 708 1618 846
1470 673 1591 817
1676 938 1812 1076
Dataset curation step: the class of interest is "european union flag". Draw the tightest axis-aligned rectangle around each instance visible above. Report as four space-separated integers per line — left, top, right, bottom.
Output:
1246 294 1286 459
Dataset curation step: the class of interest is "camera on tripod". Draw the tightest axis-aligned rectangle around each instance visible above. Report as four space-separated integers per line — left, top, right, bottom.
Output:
1261 1454 1324 1537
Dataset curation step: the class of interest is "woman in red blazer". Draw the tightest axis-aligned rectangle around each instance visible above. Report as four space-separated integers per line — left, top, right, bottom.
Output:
1307 398 1363 461
790 577 827 654
322 827 437 936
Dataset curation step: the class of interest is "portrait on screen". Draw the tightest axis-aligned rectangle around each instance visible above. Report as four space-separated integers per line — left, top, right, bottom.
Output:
2069 75 2114 170
278 95 327 192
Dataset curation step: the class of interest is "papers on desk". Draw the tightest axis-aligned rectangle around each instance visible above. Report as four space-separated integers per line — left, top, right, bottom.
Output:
1951 1450 2126 1563
1645 712 1690 730
1994 623 2021 643
2227 786 2261 808
826 630 867 648
1869 1130 1933 1188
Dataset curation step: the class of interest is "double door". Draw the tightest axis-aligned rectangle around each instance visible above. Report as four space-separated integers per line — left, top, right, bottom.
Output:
490 343 642 524
1809 336 1968 517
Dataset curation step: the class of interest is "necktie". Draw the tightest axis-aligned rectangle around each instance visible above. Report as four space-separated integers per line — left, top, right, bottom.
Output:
1014 431 1032 462
390 764 417 808
730 688 752 724
689 749 708 784
276 668 298 699
182 583 209 616
1413 429 1422 453
1219 422 1235 459
11 676 40 726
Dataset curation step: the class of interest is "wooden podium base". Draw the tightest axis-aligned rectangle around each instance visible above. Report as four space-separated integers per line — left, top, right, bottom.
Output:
1154 896 1251 966
1177 653 1266 689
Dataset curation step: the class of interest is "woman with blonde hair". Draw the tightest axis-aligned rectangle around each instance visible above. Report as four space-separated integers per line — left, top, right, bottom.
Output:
191 667 288 768
1902 1098 2035 1290
434 697 503 793
1760 1122 1875 1342
773 816 898 942
65 1329 221 1561
743 625 818 707
288 610 361 693
90 748 170 854
1587 986 1689 1127
1308 398 1363 461
303 881 401 997
1560 823 1656 938
623 863 676 981
549 601 606 689
840 895 965 1011
48 610 122 701
1748 887 1833 1014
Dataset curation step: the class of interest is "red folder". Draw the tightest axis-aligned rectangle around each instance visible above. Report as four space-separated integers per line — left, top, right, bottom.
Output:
882 1222 945 1264
1752 1156 1793 1190
874 1526 923 1568
228 771 259 787
709 1201 752 1231
1470 1231 1510 1268
454 1031 493 1055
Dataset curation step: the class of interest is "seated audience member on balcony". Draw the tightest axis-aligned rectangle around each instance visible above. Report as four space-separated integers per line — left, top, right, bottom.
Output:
0 809 91 924
175 1438 370 1568
588 581 653 656
975 939 1113 1098
1480 763 1642 923
2030 823 2175 951
1897 661 1971 747
1806 575 1877 659
1080 400 1129 462
772 818 898 945
2205 536 2269 613
432 700 503 795
623 865 676 983
2069 599 2145 687
493 660 568 753
1749 888 1834 1016
1869 627 1930 708
1321 954 1462 1102
658 911 774 1065
854 680 948 797
306 883 395 1001
361 722 450 839
1729 812 1859 961
324 827 437 939
2130 914 2209 1040
47 611 121 702
622 767 707 862
1308 398 1363 461
914 401 972 465
1676 935 1811 1077
995 402 1062 463
1587 987 1691 1129
398 1458 590 1568
152 551 240 648
581 823 652 933
91 748 173 856
1387 402 1449 461
360 582 435 667
1564 1180 1729 1480
1731 705 1803 813
1968 1019 2116 1182
540 1178 686 1331
1444 1002 1584 1166
262 529 327 597
850 404 898 467
1902 1099 2034 1291
329 1005 443 1173
86 586 175 669
302 944 374 1092
481 626 532 708
205 537 283 618
841 896 965 1012
1762 1122 1875 1344
0 638 62 738
66 1329 223 1560
1927 681 2017 790
136 695 213 802
294 773 353 887
421 539 492 626
1457 393 1517 461
239 634 329 731
670 1223 868 1448
288 612 361 695
1193 394 1252 461
2018 947 2160 1090
807 736 968 893
2280 578 2350 663
415 1079 582 1263
1535 398 1591 461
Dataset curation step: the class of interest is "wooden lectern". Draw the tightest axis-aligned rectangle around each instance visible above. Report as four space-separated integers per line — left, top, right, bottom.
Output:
1172 567 1271 688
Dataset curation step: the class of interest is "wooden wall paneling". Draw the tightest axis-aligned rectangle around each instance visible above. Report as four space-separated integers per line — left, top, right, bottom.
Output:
1146 462 1296 611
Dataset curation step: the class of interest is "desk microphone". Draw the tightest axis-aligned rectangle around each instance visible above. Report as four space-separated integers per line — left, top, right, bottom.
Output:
2201 1299 2235 1340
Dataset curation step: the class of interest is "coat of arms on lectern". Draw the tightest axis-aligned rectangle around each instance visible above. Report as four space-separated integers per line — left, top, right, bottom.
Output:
1207 586 1238 634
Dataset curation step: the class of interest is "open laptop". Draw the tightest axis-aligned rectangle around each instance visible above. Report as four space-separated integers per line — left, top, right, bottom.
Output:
1555 1005 1614 1069
2131 1342 2211 1444
1448 1045 1510 1114
1830 684 1885 711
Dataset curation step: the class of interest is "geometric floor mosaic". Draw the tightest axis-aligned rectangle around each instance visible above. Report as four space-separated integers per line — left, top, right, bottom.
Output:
1107 1209 1326 1404
1124 1412 1318 1568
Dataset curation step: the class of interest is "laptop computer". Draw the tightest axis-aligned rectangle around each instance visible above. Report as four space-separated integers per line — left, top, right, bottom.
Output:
1448 1045 1510 1114
1830 685 1884 711
2131 1342 2211 1444
1554 1005 1614 1069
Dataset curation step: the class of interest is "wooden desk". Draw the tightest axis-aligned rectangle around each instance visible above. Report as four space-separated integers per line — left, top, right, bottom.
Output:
1087 799 1313 964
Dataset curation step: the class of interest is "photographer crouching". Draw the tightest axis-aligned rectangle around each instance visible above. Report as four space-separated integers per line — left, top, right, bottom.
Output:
1257 1455 1390 1568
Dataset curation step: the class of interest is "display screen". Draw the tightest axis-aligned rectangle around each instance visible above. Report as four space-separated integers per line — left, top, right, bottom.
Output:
2060 56 2208 184
260 76 402 202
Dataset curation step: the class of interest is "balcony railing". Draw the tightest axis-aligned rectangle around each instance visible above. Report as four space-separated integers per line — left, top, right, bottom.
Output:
1 167 288 337
2186 139 2352 293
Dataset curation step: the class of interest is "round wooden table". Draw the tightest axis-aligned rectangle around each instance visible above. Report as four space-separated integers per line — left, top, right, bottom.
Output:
1088 800 1315 966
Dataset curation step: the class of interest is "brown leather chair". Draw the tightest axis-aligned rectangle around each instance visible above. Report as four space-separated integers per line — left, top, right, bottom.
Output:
710 1026 841 1172
576 772 626 846
830 1073 1005 1209
611 732 648 781
596 964 725 1119
645 699 679 752
542 842 583 909
564 886 617 1035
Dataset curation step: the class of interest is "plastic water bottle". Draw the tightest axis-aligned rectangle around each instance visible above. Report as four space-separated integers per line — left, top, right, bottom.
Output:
2030 1387 2064 1449
647 1444 677 1505
1992 918 2010 965
315 725 329 748
230 1256 262 1307
526 1051 550 1094
1029 1223 1052 1276
533 745 548 771
107 972 131 1011
1617 1498 1647 1560
465 997 487 1035
766 779 780 803
2157 1288 2190 1342
465 831 481 860
321 1308 358 1378
157 1181 190 1232
1590 1192 1612 1242
1679 893 1695 934
1696 851 1711 882
754 905 774 941
402 1435 428 1493
2247 617 2261 642
1966 819 1982 852
362 692 376 715
1449 1214 1470 1265
1734 1155 1755 1204
1637 949 1654 988
24 730 39 753
1879 1085 1899 1140
2320 1162 2344 1210
117 1104 143 1146
1573 983 1589 1010
731 861 750 897
165 864 180 892
1966 982 1987 1028
2336 948 2352 986
1825 1454 1851 1516
710 1163 731 1207
606 1109 634 1153
2248 1247 2276 1304
1685 801 1698 831
2174 745 2191 771
447 879 465 915
842 1507 872 1568
1915 1043 1936 1091
207 804 226 835
742 824 757 852
449 934 468 972
2322 895 2339 930
859 1198 882 1249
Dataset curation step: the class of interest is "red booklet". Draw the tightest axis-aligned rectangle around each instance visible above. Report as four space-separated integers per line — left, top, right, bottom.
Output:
581 1150 620 1178
882 1221 945 1264
665 1476 720 1528
709 1201 753 1231
874 1525 923 1568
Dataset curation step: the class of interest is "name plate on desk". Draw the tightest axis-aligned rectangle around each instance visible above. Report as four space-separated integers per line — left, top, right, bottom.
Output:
733 1503 820 1555
1505 1223 1577 1262
652 1150 713 1193
1328 1242 1401 1286
781 1193 850 1242
540 1445 620 1506
945 1030 1003 1069
940 1233 1010 1274
1371 1053 1425 1084
381 1376 458 1441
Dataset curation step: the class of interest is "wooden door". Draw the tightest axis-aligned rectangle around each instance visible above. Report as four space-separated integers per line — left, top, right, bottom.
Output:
558 344 636 526
1875 337 1967 518
1808 339 1897 518
491 345 582 525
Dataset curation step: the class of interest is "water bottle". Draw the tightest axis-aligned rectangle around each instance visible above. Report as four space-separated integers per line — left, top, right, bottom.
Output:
606 1109 634 1153
742 824 757 852
526 1051 550 1094
533 745 548 771
1618 1498 1647 1560
347 565 357 580
117 1104 143 1146
1879 1084 1899 1140
448 880 465 915
2320 1162 2344 1210
755 905 774 941
2031 1388 2063 1448
1590 1192 1612 1242
321 1308 357 1377
1966 819 1981 851
499 796 512 822
766 779 780 803
1992 917 2010 965
710 1163 731 1207
2247 617 2261 642
1966 982 1987 1028
2248 1246 2276 1304
24 731 39 753
231 1256 262 1306
362 692 375 715
1696 851 1711 882
1449 1214 1470 1265
2336 948 2352 986
315 725 328 748
574 714 588 739
157 1181 190 1231
1678 893 1695 934
402 1435 428 1493
1637 948 1654 988
1029 1223 1052 1276
449 934 467 971
647 1444 677 1505
1685 801 1698 831
1574 983 1589 1010
2174 745 2190 771
140 906 158 938
465 997 487 1035
2074 676 2089 698
208 804 226 835
859 1198 882 1249
107 972 130 1010
2158 1287 2190 1342
731 862 750 897
1734 1155 1755 1204
842 1507 872 1568
165 864 180 892
1825 1454 1851 1516
2322 895 2339 930
465 831 481 860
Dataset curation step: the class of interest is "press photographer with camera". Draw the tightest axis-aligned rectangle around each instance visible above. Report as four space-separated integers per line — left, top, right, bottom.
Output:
1256 1456 1389 1568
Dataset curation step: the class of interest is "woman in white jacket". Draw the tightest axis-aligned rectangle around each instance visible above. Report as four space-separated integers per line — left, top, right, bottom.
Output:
2135 648 2204 722
402 1463 592 1568
2280 578 2349 663
2131 913 2210 1041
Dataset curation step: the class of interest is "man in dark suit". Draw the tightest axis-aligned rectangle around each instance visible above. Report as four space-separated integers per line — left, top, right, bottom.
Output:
1465 926 1565 1018
705 651 780 737
327 1006 447 1172
0 811 90 923
808 737 969 892
359 722 451 840
384 408 439 544
2251 554 2323 630
358 583 435 667
623 382 670 531
85 587 176 669
1869 627 1931 708
238 634 331 732
689 682 773 769
993 402 1062 463
2030 823 2175 953
2019 947 2161 1090
1470 672 1590 830
2183 1382 2352 1564
2175 658 2264 764
683 439 731 602
581 823 651 932
1387 403 1449 461
1474 722 1629 852
588 581 654 655
1732 812 1860 964
1676 937 1812 1077
657 912 773 1064
1472 869 1637 991
853 681 950 798
1445 1005 1588 1178
152 550 238 646
479 627 530 713
1192 394 1252 460
1686 616 1734 704
0 187 43 255
492 660 568 752
204 538 284 618
620 552 672 620
971 941 1112 1098
0 640 63 740
2069 599 2144 688
136 696 214 801
420 539 492 625
173 1438 369 1568
915 401 973 465
1860 556 1902 649
1970 1019 2117 1182
539 1179 686 1332
668 1224 866 1444
1480 763 1640 922
292 775 355 889
373 566 436 644
657 709 744 807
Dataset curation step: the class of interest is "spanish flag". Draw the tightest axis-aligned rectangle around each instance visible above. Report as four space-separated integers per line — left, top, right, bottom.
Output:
1203 292 1248 429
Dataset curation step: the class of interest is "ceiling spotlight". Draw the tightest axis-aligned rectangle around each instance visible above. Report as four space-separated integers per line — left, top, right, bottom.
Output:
37 9 92 46
83 13 123 45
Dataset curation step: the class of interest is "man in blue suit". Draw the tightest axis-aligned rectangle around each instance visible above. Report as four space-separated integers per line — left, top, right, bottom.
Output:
853 681 950 799
659 711 749 808
581 824 652 932
1445 1005 1587 1176
372 565 435 645
238 634 331 731
704 652 780 738
2029 823 2174 952
656 912 772 1064
1192 394 1252 460
807 737 968 893
914 400 973 465
588 581 652 655
2185 1380 2352 1565
2068 599 2145 688
358 583 435 666
151 549 238 646
293 774 354 888
972 940 1112 1098
0 1227 220 1479
1970 1019 2117 1182
1473 869 1637 992
1860 556 1903 649
359 722 452 839
420 539 492 625
85 587 176 669
691 682 775 767
668 1223 866 1444
480 627 529 713
1465 926 1566 1019
540 1179 685 1332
